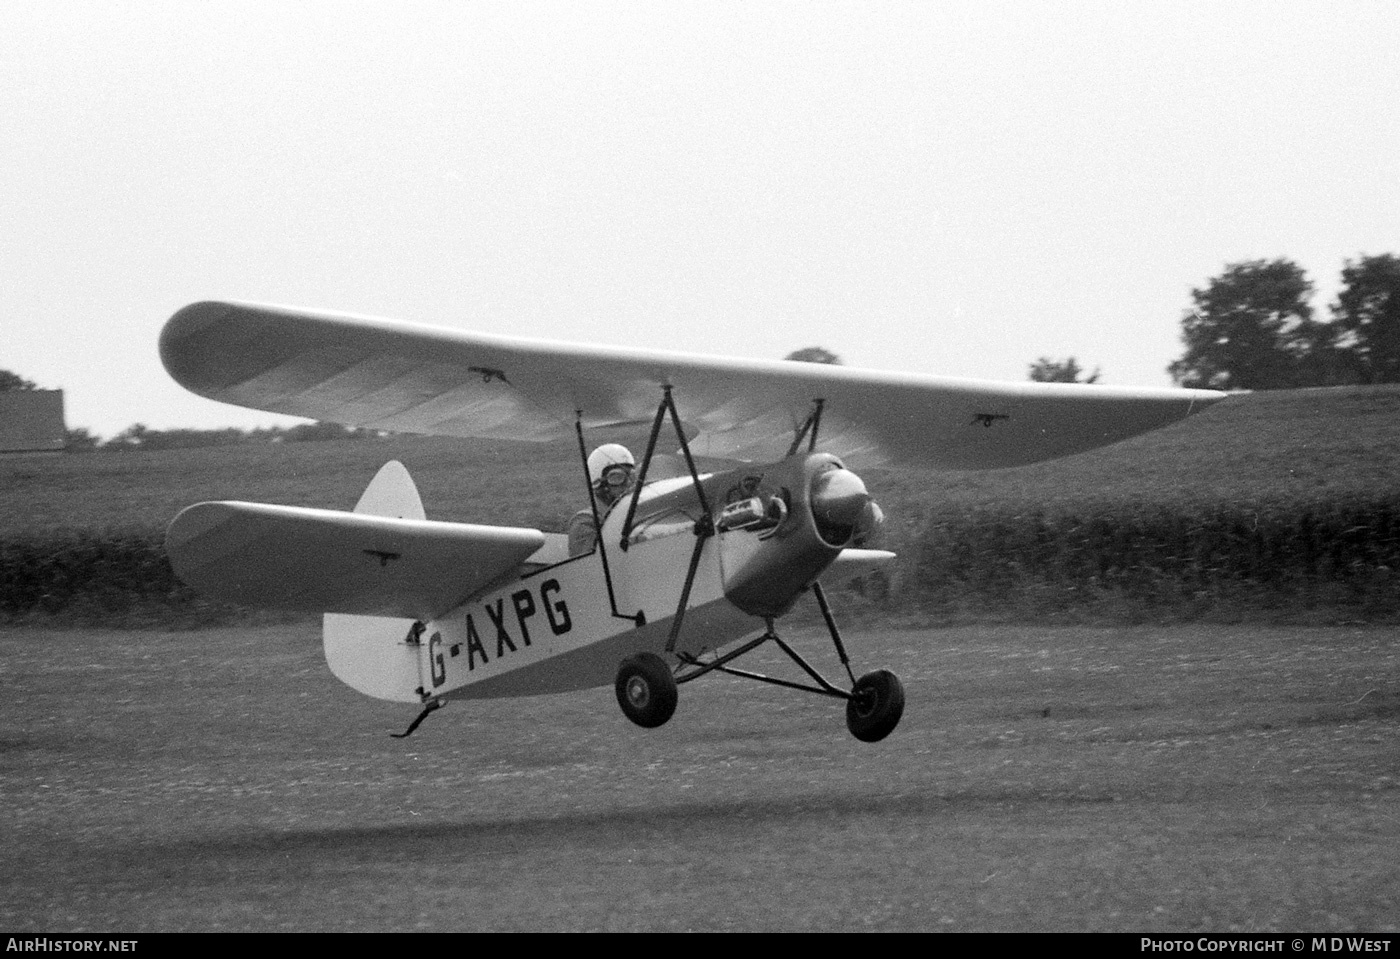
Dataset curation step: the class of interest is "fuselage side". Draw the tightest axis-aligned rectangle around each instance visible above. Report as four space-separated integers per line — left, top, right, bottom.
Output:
343 452 875 703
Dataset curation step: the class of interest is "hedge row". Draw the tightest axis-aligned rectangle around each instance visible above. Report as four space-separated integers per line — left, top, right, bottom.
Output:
0 530 245 627
4 496 1399 627
898 494 1400 623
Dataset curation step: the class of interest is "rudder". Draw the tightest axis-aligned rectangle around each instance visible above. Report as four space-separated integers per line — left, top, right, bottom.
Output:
324 461 428 703
352 459 426 520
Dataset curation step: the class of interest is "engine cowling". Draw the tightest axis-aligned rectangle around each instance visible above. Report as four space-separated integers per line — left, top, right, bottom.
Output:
719 453 883 617
601 451 883 620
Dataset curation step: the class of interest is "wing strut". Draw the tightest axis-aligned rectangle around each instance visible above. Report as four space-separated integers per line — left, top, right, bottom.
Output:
785 398 826 458
619 386 710 550
613 386 718 652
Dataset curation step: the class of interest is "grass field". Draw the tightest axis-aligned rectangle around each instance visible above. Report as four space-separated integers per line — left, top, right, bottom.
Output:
3 386 1397 931
2 621 1395 931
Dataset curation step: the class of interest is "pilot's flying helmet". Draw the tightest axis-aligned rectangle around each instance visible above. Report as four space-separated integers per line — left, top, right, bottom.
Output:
587 443 636 488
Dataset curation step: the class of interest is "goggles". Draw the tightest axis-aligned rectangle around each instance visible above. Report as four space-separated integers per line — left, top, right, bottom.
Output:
599 463 634 488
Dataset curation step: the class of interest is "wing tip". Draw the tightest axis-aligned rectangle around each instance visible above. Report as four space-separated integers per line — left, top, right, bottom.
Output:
1184 387 1231 416
159 301 237 392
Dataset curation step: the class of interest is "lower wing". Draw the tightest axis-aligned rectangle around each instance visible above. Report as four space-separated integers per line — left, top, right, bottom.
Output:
166 501 545 621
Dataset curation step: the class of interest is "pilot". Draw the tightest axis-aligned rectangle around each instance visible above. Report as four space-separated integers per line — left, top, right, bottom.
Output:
566 443 637 555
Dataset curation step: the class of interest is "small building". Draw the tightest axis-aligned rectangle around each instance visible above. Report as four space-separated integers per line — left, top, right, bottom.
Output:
0 390 66 453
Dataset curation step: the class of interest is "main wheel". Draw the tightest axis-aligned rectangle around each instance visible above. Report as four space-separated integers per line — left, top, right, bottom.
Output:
615 652 679 729
846 669 905 742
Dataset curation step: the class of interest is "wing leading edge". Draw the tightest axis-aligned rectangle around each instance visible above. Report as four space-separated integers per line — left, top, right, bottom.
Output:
161 301 1227 470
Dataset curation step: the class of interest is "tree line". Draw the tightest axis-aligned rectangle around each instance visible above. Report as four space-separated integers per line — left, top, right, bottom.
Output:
1026 254 1399 389
0 377 379 451
1168 254 1400 391
62 421 380 452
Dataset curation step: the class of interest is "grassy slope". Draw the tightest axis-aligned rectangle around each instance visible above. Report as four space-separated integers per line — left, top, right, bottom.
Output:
2 385 1399 623
872 384 1400 518
5 385 1398 533
867 386 1400 621
0 434 582 536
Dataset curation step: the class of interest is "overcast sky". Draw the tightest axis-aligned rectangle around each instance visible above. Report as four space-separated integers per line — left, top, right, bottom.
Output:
4 0 1398 438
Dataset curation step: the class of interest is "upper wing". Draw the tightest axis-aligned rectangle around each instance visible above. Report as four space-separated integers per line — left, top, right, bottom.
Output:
166 501 544 621
161 301 1226 470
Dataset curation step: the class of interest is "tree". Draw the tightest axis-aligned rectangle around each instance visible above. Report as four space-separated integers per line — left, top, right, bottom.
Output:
1029 357 1100 383
784 346 842 365
64 427 100 452
1331 253 1400 384
0 369 38 391
278 421 371 442
103 424 252 451
1167 259 1328 390
104 423 154 450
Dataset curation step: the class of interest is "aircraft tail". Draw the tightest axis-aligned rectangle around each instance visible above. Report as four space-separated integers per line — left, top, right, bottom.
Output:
323 461 428 703
350 459 427 521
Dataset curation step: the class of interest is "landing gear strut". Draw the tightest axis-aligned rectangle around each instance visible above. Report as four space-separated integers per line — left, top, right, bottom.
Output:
653 582 905 743
600 386 903 741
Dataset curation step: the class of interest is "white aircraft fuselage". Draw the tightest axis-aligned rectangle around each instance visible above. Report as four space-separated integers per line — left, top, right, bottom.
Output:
326 452 881 705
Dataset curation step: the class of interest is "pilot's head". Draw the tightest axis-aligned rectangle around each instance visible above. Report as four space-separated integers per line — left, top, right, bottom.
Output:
587 443 636 506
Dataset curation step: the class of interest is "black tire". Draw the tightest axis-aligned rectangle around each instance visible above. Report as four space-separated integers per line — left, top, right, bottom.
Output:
615 652 679 729
846 669 905 742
